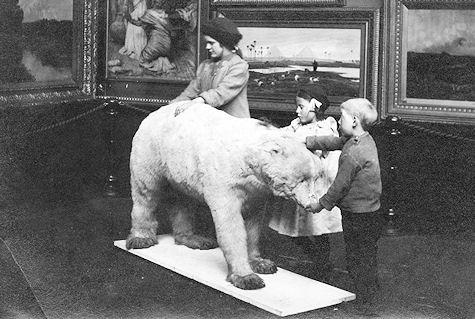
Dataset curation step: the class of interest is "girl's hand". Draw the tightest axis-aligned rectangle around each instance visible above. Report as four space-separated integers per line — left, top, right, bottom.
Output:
293 132 307 144
174 101 192 116
192 97 205 103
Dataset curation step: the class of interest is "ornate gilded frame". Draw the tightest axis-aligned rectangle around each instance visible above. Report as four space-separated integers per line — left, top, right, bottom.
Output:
385 0 475 124
211 0 346 6
213 6 381 116
0 0 98 107
97 0 209 106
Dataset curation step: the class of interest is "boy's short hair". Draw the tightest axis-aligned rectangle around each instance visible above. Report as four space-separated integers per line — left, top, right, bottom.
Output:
297 86 329 114
341 98 378 130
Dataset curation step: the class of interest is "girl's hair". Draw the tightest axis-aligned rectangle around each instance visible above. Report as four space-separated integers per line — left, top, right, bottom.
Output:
296 87 330 115
341 98 378 130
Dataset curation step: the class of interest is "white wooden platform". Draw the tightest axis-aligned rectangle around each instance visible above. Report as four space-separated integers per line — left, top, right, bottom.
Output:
114 235 355 316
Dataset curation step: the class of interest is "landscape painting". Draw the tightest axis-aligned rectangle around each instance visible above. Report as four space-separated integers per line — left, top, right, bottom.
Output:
405 9 475 102
106 0 199 82
0 0 73 86
239 27 361 99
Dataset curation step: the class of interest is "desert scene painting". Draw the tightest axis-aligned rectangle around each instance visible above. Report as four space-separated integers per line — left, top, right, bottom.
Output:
239 27 362 99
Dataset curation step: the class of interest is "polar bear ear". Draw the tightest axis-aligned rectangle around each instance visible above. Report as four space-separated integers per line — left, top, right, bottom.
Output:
244 141 283 170
261 141 283 156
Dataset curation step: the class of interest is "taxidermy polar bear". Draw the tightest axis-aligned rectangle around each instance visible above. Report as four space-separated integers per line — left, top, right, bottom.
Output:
126 102 320 290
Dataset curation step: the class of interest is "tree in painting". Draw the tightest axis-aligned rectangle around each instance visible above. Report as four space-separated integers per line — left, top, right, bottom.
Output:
0 0 34 84
0 0 73 85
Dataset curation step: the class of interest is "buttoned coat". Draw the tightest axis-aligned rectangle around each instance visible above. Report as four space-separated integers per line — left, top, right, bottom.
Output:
171 54 250 118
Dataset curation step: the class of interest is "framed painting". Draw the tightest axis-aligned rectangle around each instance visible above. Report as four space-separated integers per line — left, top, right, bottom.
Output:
211 0 346 6
385 0 475 124
213 7 381 116
0 0 97 107
99 0 207 105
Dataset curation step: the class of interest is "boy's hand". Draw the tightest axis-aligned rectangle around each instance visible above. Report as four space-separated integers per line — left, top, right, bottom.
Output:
306 202 324 214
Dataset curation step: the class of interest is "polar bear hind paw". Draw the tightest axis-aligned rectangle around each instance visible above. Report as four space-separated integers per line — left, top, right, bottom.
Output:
228 273 265 290
250 257 278 274
174 234 218 250
126 235 158 250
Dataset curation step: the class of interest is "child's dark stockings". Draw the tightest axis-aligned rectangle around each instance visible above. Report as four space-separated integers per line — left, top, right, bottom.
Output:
292 234 332 279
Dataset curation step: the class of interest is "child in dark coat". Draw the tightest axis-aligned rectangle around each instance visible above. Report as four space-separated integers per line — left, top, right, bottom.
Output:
306 98 385 310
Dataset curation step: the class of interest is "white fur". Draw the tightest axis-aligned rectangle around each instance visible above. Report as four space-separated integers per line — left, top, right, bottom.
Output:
127 102 321 289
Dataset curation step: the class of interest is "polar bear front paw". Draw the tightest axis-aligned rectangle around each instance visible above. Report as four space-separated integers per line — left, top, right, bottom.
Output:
228 273 265 290
126 235 158 250
250 257 278 274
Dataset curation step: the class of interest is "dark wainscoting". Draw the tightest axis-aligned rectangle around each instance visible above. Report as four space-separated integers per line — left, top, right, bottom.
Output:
100 101 474 237
1 99 471 237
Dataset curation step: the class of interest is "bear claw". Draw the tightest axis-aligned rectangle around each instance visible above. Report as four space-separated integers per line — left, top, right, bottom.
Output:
126 236 158 250
250 258 278 274
228 273 265 290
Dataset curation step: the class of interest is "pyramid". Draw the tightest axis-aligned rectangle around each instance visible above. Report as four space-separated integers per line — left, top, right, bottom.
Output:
267 46 284 59
295 46 315 60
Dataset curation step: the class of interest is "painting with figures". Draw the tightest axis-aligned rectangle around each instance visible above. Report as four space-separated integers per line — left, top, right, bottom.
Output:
106 0 199 82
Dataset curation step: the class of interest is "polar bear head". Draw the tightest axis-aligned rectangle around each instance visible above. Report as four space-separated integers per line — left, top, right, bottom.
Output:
248 134 319 210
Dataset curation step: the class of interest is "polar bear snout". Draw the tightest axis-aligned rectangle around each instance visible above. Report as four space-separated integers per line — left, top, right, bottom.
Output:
297 194 319 211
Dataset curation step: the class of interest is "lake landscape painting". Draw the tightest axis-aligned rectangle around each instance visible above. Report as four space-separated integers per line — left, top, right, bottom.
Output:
239 27 361 99
0 0 73 86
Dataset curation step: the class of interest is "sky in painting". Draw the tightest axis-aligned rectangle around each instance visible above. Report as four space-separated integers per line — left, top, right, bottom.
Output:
239 27 361 62
19 0 73 22
407 10 475 57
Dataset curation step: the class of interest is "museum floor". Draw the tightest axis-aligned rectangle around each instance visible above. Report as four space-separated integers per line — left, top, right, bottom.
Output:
0 104 473 319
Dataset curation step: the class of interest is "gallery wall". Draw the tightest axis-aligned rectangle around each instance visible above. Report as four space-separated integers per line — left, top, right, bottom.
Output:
0 0 472 235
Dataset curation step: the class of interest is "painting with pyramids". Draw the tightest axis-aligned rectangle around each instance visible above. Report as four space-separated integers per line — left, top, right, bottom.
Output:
239 27 361 100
